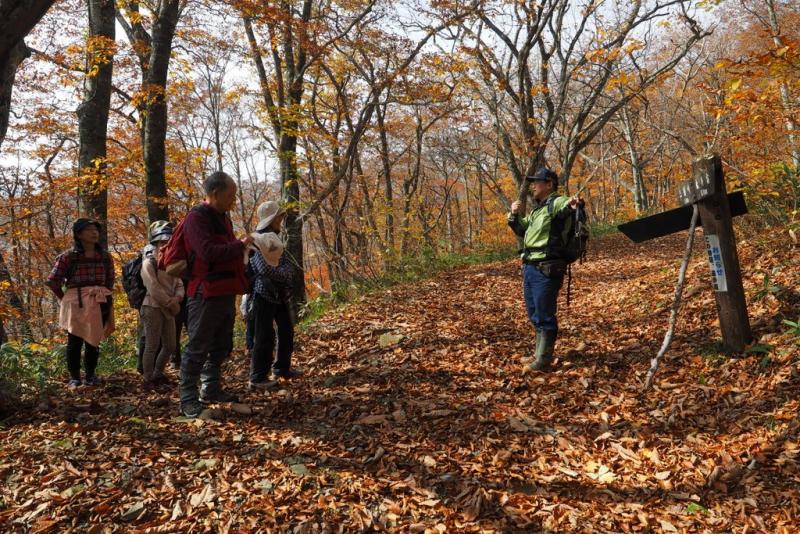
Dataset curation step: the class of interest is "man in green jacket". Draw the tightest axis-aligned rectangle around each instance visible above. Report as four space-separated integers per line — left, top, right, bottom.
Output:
508 167 580 371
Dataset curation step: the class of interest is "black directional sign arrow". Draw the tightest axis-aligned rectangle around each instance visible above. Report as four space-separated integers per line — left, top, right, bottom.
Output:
617 191 748 243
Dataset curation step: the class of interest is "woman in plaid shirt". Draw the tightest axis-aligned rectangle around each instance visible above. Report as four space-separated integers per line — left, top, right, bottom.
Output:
47 218 116 388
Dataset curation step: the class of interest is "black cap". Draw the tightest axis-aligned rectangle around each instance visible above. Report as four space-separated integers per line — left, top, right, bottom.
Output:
526 167 559 186
72 218 102 238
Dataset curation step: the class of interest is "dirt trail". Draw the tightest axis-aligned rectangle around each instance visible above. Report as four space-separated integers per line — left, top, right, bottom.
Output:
1 231 798 532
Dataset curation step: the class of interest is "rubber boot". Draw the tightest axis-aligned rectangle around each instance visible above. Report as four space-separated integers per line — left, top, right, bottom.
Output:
528 329 557 372
199 351 238 403
179 352 204 406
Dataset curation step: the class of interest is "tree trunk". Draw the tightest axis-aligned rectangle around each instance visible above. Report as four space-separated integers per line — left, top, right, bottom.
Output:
463 172 472 247
143 0 179 223
375 98 395 253
764 0 800 169
280 140 307 311
0 249 30 341
620 107 649 213
0 40 28 152
77 0 115 244
0 0 57 148
401 114 424 256
242 6 311 313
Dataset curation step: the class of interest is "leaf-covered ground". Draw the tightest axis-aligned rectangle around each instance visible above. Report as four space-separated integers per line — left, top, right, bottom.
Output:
1 228 799 533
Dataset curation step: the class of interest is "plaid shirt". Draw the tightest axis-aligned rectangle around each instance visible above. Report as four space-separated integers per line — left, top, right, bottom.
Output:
47 249 115 299
250 250 293 303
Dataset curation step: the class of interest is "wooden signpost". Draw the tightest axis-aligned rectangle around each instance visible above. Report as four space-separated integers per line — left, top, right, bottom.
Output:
618 154 752 352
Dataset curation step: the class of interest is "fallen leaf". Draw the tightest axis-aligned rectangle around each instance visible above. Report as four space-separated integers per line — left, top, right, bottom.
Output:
231 403 253 415
378 333 404 347
424 409 454 418
189 484 215 507
170 501 183 521
557 467 579 478
356 414 389 425
659 519 678 533
421 455 437 467
290 464 310 476
120 501 145 522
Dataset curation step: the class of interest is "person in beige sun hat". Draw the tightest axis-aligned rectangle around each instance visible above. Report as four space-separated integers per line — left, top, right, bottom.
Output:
247 199 301 389
248 200 285 267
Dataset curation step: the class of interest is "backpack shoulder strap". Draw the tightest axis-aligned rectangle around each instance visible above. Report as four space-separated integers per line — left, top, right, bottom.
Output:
546 196 556 217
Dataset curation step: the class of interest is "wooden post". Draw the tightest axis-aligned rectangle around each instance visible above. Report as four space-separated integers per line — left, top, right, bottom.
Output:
694 155 752 352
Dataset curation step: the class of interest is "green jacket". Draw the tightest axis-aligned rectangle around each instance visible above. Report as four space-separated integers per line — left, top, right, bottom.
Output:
508 193 574 262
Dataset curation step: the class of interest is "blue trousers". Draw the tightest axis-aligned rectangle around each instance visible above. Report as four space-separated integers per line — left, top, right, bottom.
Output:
522 264 563 332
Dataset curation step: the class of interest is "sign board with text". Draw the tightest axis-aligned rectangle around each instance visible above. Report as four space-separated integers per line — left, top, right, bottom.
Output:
617 154 751 352
677 169 716 206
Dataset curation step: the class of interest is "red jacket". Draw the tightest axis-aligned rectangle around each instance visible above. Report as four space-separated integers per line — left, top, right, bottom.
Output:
184 203 247 298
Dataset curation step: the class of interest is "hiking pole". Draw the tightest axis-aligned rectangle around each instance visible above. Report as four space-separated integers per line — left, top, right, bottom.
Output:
566 264 572 307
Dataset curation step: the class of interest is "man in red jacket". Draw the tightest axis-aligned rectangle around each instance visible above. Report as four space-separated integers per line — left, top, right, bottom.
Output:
179 171 253 418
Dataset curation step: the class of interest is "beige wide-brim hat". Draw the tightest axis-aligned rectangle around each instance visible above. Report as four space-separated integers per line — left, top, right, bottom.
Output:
250 232 284 267
255 201 286 232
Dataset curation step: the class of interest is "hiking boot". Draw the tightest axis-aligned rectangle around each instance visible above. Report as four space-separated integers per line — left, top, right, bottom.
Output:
154 375 174 387
67 378 82 389
526 329 557 372
84 375 102 386
248 379 278 391
180 400 204 418
271 368 303 380
199 389 239 404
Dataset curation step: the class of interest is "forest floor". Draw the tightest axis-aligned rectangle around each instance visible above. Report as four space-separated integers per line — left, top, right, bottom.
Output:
1 226 799 533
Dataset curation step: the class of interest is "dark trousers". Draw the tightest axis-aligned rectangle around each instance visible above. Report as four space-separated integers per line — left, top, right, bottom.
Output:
250 294 294 383
522 263 563 332
180 294 235 404
66 332 99 380
173 295 188 365
245 312 256 351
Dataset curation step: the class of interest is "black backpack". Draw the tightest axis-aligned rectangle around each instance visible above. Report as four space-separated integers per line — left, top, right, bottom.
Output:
546 197 588 264
546 198 589 307
122 253 150 310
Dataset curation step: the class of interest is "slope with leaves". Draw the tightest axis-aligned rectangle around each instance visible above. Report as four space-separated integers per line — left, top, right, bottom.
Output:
1 224 798 532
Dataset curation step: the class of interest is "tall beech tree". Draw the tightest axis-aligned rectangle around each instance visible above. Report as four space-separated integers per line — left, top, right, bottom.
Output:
0 0 57 150
0 0 56 342
460 0 709 209
77 0 116 240
240 0 380 309
117 0 182 223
